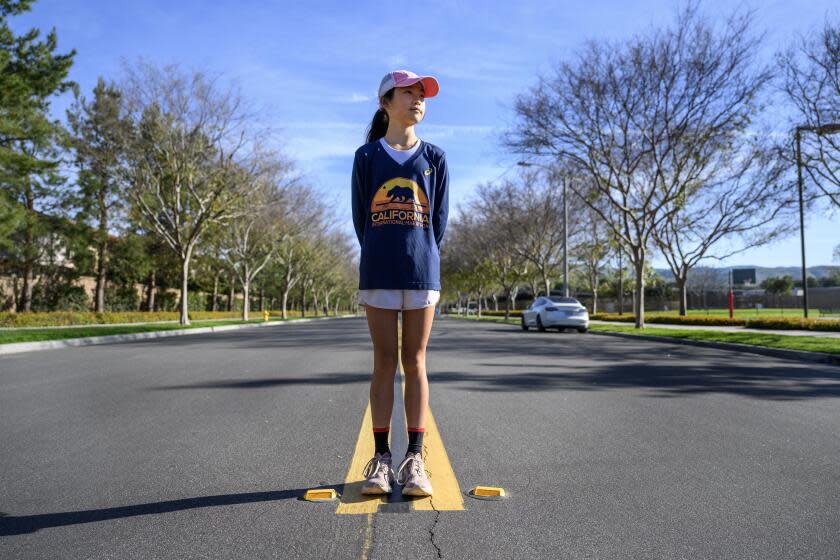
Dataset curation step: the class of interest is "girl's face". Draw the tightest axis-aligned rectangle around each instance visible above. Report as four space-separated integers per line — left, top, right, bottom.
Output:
382 82 426 127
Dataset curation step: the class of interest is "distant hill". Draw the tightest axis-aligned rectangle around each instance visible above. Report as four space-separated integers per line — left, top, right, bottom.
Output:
654 265 840 285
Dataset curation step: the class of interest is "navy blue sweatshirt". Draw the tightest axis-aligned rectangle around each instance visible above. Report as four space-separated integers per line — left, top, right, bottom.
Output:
351 139 449 290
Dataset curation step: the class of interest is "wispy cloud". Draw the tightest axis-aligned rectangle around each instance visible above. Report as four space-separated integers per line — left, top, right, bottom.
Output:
342 93 372 103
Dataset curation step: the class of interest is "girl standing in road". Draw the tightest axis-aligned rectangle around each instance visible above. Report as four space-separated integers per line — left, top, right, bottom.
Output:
351 69 449 496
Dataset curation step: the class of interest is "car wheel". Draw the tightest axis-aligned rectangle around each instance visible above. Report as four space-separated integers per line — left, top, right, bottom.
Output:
521 316 529 331
536 315 546 332
577 327 588 334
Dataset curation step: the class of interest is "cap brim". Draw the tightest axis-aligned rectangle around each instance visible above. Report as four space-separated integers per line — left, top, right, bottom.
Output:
396 76 440 98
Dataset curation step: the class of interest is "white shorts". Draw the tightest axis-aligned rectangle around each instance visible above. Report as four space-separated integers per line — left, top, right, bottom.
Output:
357 289 440 311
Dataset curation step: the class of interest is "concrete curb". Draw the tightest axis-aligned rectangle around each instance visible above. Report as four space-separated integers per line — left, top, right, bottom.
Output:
0 315 359 356
589 329 840 367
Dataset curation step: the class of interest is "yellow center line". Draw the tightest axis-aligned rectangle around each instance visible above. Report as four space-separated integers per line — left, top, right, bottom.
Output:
336 317 463 514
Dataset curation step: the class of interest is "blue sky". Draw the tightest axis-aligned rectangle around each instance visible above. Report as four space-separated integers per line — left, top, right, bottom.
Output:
11 0 839 269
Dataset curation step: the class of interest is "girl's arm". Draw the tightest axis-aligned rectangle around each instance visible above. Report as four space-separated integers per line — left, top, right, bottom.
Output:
433 153 449 249
351 152 366 247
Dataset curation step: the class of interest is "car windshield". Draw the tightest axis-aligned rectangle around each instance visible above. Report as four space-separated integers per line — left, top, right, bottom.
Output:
547 297 580 305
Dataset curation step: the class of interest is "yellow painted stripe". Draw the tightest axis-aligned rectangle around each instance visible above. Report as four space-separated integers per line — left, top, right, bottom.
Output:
401 355 464 511
335 401 385 514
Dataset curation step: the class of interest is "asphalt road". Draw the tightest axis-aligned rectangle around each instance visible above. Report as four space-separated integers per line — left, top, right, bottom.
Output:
2 315 839 559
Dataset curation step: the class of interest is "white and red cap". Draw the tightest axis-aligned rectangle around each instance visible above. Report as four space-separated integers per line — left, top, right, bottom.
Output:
378 69 440 98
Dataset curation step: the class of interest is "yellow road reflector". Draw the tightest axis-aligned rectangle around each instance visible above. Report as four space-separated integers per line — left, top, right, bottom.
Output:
304 489 338 502
469 486 506 498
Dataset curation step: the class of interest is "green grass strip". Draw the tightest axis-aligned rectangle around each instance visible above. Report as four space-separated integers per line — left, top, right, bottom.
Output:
442 313 840 356
0 317 312 345
588 324 840 355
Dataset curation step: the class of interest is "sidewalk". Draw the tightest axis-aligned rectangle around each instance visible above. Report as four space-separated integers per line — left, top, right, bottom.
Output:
592 320 840 339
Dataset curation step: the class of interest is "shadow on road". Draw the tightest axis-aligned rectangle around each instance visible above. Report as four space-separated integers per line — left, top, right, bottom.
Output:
137 316 840 401
0 483 345 536
148 372 372 390
431 319 840 400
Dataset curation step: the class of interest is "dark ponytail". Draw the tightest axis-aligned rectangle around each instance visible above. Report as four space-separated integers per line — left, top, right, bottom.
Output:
365 88 394 143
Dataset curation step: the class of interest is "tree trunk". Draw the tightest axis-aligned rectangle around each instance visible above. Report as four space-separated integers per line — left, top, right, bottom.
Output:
259 287 265 312
282 288 290 319
312 286 319 316
504 287 512 320
511 285 519 311
301 282 306 317
146 270 156 311
676 275 688 316
94 190 108 313
242 277 250 321
542 270 551 298
227 273 235 311
617 248 624 315
529 278 539 300
592 288 598 315
20 178 35 313
212 271 220 312
95 240 106 313
633 252 645 329
179 249 192 325
21 263 34 312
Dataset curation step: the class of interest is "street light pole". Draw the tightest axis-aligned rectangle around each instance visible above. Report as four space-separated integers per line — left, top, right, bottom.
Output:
794 122 840 319
563 175 569 297
795 128 808 319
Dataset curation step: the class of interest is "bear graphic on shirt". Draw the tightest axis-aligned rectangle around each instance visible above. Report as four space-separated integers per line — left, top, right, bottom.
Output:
386 185 415 203
370 177 430 228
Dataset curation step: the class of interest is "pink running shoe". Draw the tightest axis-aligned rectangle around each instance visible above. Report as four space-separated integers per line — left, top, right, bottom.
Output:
361 452 394 495
396 452 433 496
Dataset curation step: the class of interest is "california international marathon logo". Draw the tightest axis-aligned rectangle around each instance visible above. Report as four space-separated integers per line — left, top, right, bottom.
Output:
370 177 430 228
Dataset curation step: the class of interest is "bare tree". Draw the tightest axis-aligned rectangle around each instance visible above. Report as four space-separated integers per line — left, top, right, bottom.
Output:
119 61 260 324
498 169 577 297
220 150 298 320
471 180 532 319
652 137 796 315
576 205 612 314
506 5 773 327
270 184 322 319
778 18 840 207
440 212 496 316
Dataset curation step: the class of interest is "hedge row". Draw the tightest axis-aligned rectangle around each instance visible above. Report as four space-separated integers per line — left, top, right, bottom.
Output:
744 317 840 332
0 310 250 328
590 313 840 331
469 310 524 318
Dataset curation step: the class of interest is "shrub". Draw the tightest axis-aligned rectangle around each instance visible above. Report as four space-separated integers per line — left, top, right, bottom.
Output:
590 313 746 326
480 310 523 318
745 317 840 332
31 283 90 312
0 310 248 328
105 284 140 312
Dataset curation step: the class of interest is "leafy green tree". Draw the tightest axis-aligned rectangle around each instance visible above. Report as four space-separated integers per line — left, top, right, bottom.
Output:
66 77 131 312
0 0 75 311
761 275 795 307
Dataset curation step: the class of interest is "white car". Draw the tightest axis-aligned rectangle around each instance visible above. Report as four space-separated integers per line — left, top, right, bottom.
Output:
521 296 589 333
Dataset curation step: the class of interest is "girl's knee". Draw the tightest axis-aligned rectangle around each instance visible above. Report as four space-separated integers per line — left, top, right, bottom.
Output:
400 353 426 377
373 349 399 372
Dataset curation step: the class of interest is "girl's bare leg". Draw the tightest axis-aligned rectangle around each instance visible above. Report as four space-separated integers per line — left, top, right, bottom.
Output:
400 305 436 429
364 305 399 428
